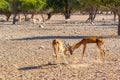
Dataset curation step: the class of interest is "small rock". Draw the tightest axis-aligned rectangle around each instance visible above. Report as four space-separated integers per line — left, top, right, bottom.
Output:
38 46 45 49
39 25 44 28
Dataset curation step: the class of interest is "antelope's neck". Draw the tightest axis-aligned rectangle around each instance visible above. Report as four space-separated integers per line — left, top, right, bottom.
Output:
72 41 82 51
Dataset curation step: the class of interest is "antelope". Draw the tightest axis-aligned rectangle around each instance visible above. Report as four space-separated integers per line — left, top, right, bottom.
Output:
52 39 72 65
67 37 106 62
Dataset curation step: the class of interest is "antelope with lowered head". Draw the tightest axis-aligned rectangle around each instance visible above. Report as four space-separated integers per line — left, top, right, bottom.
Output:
67 37 106 62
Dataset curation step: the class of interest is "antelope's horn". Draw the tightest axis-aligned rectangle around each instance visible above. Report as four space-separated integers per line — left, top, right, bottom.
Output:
64 42 69 48
64 42 68 48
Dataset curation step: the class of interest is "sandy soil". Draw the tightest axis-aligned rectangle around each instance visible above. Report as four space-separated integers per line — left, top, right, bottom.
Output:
0 14 120 80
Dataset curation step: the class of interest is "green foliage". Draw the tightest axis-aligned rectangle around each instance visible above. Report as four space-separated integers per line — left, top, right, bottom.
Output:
78 0 102 12
63 0 81 11
101 0 120 7
20 0 46 11
46 0 81 13
6 0 22 12
45 0 64 12
99 5 110 11
0 0 11 12
82 0 101 6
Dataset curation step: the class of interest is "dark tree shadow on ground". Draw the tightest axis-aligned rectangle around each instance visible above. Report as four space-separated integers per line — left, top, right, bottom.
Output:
13 35 120 41
92 23 118 27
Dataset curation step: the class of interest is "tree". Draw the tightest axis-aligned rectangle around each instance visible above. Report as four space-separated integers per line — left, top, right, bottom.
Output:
7 0 46 24
63 0 81 19
20 0 46 19
45 0 64 20
81 0 101 23
101 0 120 35
45 0 81 20
7 0 22 24
115 7 120 35
0 0 11 21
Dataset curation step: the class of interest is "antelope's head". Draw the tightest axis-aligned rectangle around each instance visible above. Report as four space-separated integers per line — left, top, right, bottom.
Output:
64 42 73 55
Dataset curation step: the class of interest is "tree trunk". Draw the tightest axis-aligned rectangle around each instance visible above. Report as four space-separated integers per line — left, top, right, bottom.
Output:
65 13 70 19
6 15 10 21
64 7 72 19
86 6 94 23
18 14 21 23
112 8 117 21
113 12 117 21
31 13 34 19
92 5 99 22
64 0 71 19
41 14 45 22
45 12 53 21
86 5 99 23
5 13 11 21
64 12 71 19
118 15 120 35
86 12 93 23
47 12 52 20
13 13 17 24
23 13 28 21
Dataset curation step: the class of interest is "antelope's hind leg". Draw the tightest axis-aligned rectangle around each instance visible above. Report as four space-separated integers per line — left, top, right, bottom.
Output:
97 43 105 62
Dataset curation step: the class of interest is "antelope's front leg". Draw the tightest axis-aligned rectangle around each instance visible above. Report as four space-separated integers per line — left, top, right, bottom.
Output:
56 53 61 65
81 44 87 60
100 50 106 62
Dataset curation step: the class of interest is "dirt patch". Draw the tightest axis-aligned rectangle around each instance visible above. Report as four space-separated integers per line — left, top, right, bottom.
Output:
0 14 120 80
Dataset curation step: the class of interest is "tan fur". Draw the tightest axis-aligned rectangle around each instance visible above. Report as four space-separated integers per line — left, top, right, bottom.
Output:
69 37 106 61
52 39 68 64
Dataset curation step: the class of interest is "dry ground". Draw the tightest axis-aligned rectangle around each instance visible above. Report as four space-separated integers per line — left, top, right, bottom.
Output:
0 14 120 80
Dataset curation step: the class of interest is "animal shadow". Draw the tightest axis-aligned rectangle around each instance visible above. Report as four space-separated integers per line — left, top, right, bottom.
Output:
18 62 57 71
